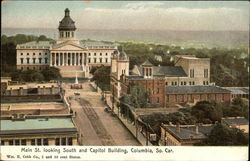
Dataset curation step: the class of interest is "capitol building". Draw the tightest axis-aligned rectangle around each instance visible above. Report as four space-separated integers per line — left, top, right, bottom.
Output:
16 8 118 78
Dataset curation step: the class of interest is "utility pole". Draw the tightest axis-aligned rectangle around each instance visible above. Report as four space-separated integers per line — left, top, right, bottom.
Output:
112 84 114 112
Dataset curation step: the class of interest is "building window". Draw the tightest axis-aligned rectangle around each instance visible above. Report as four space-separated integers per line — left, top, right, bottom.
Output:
21 53 23 55
33 53 35 55
175 95 178 102
39 58 42 64
68 138 73 145
106 58 108 63
182 95 185 102
55 138 60 146
26 58 30 64
192 81 195 85
166 82 168 86
21 67 23 70
27 53 29 56
88 53 91 56
222 94 225 101
181 82 183 85
166 95 169 102
100 53 102 56
157 97 160 103
215 94 218 102
37 139 42 146
207 94 210 101
1 140 4 145
27 67 30 70
157 88 160 94
94 58 97 63
15 140 20 145
21 139 26 145
45 58 48 64
21 58 24 64
106 53 108 56
204 69 208 78
45 53 47 55
189 81 192 85
9 140 14 145
33 58 36 64
72 32 74 37
175 82 177 86
190 95 194 101
88 58 91 63
206 81 209 85
33 67 35 70
190 69 194 78
171 82 174 86
184 82 186 85
203 81 205 85
43 139 48 145
31 139 36 145
100 58 102 63
94 53 96 56
9 140 13 145
61 138 66 145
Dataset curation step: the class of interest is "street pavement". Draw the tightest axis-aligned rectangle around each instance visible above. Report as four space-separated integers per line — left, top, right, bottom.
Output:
62 81 140 146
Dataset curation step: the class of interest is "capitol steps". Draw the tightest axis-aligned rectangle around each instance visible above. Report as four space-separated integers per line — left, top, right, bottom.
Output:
55 66 85 78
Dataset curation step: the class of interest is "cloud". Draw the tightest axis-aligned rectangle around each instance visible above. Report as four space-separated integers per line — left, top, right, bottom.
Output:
79 4 248 31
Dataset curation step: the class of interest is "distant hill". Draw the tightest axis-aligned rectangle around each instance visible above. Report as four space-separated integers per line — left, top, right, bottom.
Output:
2 28 248 49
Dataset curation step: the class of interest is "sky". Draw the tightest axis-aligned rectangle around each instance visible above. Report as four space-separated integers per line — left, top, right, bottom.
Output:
2 1 249 31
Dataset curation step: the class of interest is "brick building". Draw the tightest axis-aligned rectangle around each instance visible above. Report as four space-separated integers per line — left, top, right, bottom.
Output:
160 124 215 146
165 86 231 106
111 53 232 108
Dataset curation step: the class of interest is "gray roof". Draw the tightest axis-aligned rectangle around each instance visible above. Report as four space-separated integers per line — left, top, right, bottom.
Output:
137 66 187 77
18 41 52 48
0 117 76 136
58 8 76 31
142 60 153 66
80 41 117 47
222 87 249 95
166 86 231 94
164 124 215 141
222 117 249 126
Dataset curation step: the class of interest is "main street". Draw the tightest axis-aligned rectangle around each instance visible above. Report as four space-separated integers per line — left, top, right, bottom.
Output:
62 81 140 146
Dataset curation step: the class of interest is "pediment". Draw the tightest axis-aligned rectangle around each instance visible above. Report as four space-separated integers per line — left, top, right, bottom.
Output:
52 42 87 51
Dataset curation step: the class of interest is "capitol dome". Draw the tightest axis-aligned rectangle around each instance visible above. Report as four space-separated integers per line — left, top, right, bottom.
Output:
58 8 76 31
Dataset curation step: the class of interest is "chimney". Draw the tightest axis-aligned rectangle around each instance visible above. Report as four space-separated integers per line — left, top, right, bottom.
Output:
195 124 199 134
176 124 180 133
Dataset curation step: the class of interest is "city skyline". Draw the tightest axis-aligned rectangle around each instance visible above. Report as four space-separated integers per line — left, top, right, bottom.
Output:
2 1 249 31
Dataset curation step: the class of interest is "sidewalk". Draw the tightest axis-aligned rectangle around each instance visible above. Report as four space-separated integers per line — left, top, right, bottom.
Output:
106 96 152 146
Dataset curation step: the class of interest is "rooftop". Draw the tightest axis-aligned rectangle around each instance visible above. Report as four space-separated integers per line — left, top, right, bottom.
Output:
166 85 231 94
162 124 215 141
222 117 249 126
17 41 52 48
137 66 187 77
222 87 249 95
0 117 76 135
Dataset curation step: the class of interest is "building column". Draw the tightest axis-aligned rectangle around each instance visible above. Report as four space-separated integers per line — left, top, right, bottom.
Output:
66 53 68 66
78 53 81 65
58 53 61 66
72 138 78 145
54 53 57 66
74 53 76 66
62 53 65 66
26 140 31 145
50 53 52 66
48 138 55 145
70 53 72 66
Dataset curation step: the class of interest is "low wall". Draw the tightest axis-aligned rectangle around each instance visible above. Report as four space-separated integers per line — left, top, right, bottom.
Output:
1 95 62 103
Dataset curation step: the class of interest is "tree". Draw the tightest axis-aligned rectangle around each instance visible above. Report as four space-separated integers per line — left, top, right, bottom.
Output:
129 83 149 108
41 67 62 81
203 123 248 146
191 101 223 123
91 66 110 91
